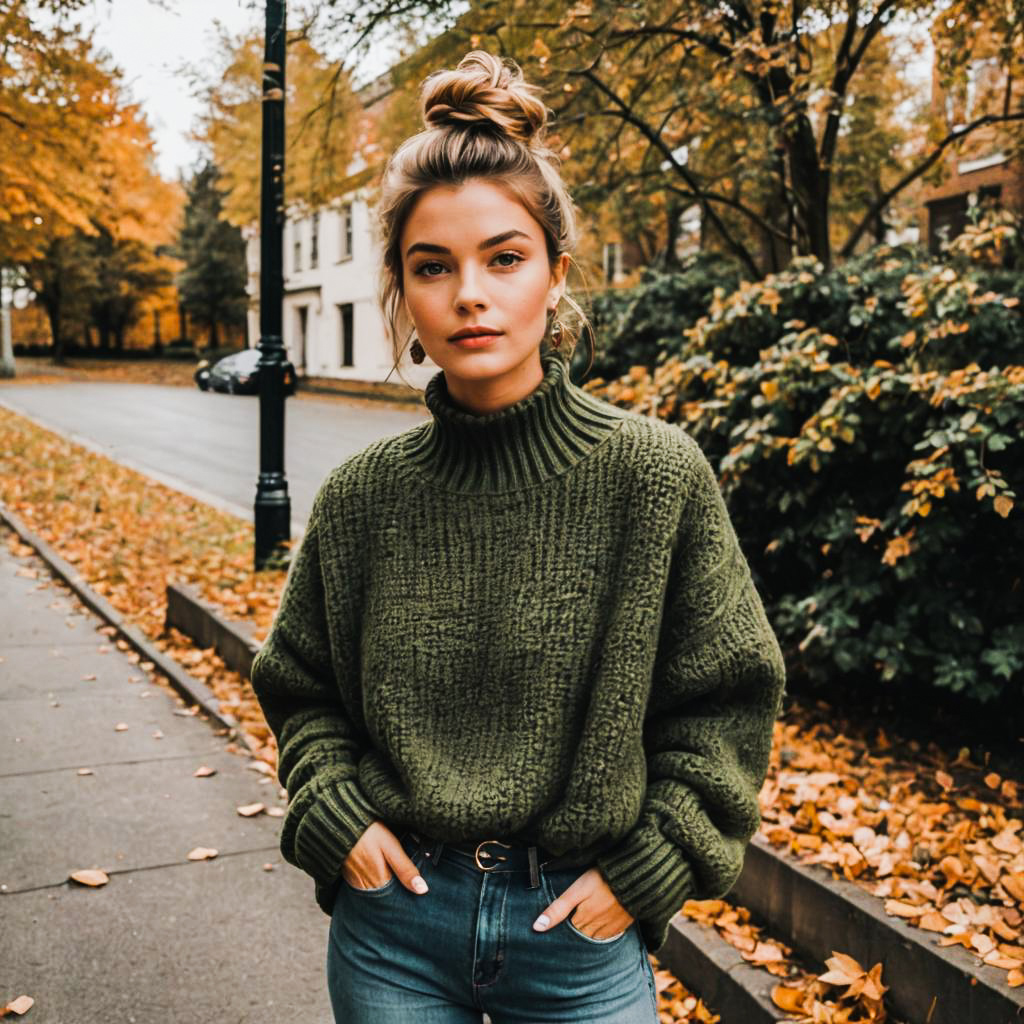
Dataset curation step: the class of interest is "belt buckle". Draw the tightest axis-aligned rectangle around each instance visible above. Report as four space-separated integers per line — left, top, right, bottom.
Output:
474 839 512 871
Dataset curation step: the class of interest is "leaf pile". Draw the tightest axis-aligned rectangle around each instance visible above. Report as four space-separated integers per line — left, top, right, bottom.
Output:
683 899 890 1023
759 706 1024 988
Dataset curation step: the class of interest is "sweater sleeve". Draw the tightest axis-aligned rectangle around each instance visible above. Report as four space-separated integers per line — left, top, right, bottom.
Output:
248 480 381 891
594 438 786 954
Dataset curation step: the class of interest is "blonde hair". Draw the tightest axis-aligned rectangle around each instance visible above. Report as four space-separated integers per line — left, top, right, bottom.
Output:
376 50 593 376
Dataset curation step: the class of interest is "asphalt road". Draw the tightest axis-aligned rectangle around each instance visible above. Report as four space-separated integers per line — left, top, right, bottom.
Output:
0 383 429 531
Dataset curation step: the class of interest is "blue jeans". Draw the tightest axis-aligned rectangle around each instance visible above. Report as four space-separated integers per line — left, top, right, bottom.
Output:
327 828 660 1023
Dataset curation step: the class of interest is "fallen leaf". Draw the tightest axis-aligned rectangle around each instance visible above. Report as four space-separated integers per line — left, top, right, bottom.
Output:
186 847 218 860
771 984 808 1012
69 868 109 886
4 994 35 1015
77 768 94 776
193 765 217 777
236 802 265 817
113 722 128 732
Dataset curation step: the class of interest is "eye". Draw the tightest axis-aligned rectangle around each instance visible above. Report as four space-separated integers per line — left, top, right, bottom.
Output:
414 260 447 277
493 251 524 268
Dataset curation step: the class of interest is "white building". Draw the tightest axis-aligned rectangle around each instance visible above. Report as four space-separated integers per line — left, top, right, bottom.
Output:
244 68 437 389
244 193 437 389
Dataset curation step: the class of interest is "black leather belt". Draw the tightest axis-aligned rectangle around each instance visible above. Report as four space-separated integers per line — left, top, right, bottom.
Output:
407 832 583 890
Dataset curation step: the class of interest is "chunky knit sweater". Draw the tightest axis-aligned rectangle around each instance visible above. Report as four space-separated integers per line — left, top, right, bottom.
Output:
249 346 786 955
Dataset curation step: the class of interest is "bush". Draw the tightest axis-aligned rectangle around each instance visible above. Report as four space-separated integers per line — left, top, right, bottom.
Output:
574 250 742 382
588 212 1023 707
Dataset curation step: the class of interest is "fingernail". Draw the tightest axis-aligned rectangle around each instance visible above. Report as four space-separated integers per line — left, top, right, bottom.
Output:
412 875 428 894
533 914 550 931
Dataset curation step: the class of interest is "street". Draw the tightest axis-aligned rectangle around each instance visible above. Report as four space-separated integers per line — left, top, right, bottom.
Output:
0 384 428 529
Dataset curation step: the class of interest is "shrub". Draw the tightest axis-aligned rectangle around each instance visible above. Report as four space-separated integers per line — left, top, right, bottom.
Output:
574 250 742 382
588 213 1023 706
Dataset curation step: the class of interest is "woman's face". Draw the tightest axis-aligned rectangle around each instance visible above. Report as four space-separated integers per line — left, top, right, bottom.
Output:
400 178 569 413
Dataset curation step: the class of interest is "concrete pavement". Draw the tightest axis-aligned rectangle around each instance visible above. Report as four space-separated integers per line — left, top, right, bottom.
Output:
0 524 335 1023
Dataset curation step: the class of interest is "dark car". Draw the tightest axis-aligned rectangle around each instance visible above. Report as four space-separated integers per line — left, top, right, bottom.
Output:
194 349 296 396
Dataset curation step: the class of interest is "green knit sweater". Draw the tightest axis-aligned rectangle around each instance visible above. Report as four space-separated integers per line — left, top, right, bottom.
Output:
249 346 786 955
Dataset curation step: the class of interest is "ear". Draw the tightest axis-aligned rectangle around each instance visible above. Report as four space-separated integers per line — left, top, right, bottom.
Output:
548 252 570 308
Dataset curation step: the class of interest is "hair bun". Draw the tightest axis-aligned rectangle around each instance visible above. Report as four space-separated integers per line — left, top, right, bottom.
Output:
421 50 548 146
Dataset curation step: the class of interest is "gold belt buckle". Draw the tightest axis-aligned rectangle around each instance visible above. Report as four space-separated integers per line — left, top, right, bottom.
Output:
474 839 512 871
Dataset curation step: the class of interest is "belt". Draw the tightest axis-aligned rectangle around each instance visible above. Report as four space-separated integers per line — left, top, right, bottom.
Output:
407 831 584 890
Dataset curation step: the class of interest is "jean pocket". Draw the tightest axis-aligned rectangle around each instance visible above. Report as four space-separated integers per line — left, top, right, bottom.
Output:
540 869 630 945
341 828 418 895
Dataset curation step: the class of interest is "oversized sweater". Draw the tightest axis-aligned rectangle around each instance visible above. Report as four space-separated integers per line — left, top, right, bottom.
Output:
249 345 786 955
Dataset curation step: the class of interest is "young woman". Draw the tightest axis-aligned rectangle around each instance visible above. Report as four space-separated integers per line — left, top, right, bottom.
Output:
249 50 786 1024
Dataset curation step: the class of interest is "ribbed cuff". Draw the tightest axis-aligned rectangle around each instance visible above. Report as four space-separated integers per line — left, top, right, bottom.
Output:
293 776 381 887
594 819 696 940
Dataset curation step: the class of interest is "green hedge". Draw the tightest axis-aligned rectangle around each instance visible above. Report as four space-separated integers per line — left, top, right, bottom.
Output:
588 212 1023 706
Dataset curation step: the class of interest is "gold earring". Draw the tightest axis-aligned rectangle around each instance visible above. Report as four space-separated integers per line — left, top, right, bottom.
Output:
410 336 426 364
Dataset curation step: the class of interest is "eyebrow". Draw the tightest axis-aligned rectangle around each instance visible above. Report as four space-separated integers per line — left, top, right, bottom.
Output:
404 229 531 260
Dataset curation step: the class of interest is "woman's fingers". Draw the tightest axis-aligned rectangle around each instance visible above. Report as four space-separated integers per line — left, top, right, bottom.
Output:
342 823 429 893
384 829 430 893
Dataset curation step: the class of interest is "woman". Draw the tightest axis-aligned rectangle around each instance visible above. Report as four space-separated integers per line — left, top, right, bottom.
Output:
249 50 786 1024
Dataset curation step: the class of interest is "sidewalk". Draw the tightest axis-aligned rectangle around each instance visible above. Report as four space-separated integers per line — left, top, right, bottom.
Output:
0 525 335 1024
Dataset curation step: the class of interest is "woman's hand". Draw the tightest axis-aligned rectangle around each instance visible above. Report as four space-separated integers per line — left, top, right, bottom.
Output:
341 821 429 894
533 867 635 940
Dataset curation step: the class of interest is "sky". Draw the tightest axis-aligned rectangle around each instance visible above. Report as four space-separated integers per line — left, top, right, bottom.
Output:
79 0 263 181
74 0 400 182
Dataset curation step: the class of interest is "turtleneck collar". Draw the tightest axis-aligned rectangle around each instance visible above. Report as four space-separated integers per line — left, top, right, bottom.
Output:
401 346 629 494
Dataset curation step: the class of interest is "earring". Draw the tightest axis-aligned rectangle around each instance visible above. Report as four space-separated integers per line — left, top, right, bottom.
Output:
546 307 564 348
409 336 426 364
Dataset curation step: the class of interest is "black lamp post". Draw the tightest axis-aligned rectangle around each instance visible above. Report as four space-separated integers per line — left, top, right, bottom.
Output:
254 0 291 571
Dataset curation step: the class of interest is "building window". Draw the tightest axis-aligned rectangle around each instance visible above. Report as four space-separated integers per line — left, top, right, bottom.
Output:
310 213 319 269
295 305 308 369
293 221 302 273
928 195 968 254
338 204 353 262
603 242 623 284
338 303 354 367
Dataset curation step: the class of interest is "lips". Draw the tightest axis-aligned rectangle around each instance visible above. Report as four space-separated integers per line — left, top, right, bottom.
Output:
448 326 503 341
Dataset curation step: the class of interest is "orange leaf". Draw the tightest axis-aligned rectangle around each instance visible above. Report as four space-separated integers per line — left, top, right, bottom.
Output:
69 868 109 887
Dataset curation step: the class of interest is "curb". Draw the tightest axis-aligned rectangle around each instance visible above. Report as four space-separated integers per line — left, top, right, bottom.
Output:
0 503 242 738
165 581 261 679
657 912 784 1023
731 835 1024 1024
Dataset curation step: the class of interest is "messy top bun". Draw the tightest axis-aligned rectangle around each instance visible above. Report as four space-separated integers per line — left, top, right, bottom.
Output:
421 51 548 147
376 50 592 376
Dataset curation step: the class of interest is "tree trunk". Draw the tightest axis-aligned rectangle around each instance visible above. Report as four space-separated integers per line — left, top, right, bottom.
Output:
209 319 219 350
783 117 832 268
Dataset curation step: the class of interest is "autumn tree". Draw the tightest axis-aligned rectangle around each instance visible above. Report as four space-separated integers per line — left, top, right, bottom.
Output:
189 26 361 228
0 1 118 265
309 0 1024 275
174 161 249 350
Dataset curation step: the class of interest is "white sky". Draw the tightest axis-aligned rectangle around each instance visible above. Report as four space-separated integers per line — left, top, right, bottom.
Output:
78 0 263 181
74 0 400 182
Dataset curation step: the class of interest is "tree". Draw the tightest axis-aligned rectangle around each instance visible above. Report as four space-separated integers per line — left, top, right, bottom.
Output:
189 26 361 227
175 161 249 350
309 0 1024 275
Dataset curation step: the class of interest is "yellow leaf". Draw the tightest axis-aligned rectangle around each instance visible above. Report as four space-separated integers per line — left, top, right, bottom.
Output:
994 495 1013 517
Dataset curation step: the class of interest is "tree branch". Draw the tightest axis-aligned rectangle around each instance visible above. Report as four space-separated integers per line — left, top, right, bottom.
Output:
575 67 761 277
841 110 1024 257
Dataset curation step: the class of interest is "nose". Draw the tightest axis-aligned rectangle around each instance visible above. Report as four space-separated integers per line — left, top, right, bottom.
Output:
452 263 488 313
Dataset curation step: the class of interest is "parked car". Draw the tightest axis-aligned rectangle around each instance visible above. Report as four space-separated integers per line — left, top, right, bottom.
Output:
194 348 296 396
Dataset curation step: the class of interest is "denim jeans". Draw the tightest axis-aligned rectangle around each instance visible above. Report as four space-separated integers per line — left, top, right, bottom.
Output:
326 827 660 1023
